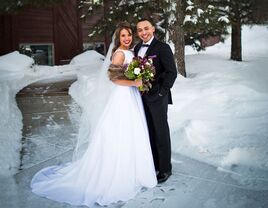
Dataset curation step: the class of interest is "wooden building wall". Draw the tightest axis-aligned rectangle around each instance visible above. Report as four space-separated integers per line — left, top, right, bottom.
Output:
0 15 14 54
0 0 84 65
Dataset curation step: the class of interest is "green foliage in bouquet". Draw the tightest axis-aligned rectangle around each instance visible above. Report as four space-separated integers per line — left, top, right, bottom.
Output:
124 59 141 80
124 56 156 92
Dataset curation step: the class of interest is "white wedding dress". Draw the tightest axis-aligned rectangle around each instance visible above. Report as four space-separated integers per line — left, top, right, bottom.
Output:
31 49 157 207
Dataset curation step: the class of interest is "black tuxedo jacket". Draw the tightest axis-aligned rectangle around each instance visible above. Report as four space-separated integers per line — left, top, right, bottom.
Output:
134 38 177 104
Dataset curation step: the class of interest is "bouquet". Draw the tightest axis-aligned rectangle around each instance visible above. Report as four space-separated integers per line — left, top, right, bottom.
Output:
123 55 156 92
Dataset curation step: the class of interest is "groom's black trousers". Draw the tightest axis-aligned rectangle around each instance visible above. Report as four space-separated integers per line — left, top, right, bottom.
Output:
142 94 172 174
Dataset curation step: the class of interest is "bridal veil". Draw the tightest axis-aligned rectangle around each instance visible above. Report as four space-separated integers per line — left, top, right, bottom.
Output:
71 35 116 161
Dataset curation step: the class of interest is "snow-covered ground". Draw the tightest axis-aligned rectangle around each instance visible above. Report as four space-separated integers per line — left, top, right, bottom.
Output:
170 25 268 189
0 24 267 196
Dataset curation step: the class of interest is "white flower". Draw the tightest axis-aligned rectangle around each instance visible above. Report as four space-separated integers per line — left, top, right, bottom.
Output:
134 68 141 75
145 62 151 66
148 58 153 64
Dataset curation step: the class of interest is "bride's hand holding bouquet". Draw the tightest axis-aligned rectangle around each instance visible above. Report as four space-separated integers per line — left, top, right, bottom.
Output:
133 79 143 88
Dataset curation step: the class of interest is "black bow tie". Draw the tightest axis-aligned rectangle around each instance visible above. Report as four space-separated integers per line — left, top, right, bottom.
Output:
141 44 149 47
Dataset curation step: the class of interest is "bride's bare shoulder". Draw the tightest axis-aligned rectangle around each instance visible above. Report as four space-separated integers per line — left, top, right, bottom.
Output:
112 50 125 65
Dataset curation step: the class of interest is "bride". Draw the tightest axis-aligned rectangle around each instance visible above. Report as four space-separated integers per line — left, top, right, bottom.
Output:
31 22 157 207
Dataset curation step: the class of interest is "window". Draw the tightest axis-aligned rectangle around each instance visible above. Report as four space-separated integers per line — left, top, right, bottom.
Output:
19 43 54 66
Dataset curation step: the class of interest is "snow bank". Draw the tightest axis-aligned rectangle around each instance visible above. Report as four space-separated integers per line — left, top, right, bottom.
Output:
0 51 35 175
70 50 104 65
0 83 23 175
169 25 268 177
221 147 263 168
0 51 34 73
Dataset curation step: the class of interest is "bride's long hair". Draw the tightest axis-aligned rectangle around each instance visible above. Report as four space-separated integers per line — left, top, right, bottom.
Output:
111 22 134 57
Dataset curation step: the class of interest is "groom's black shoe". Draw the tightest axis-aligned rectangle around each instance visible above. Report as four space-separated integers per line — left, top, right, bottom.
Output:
157 171 172 184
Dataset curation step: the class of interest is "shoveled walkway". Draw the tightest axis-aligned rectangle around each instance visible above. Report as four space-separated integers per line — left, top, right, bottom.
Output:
15 76 80 172
1 77 267 208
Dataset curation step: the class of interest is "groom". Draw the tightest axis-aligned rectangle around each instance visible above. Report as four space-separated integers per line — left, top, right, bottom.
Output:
134 19 177 183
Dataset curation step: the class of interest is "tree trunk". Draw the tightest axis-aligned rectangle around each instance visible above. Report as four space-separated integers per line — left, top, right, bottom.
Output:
168 0 186 77
231 6 242 61
231 21 242 61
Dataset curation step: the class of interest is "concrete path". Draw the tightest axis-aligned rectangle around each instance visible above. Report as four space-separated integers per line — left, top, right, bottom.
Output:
1 78 267 208
15 77 80 171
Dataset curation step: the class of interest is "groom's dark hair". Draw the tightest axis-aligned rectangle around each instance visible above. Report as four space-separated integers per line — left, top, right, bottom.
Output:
137 18 156 27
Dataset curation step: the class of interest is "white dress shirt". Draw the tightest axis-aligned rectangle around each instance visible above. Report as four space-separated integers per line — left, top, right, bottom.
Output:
138 36 154 58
